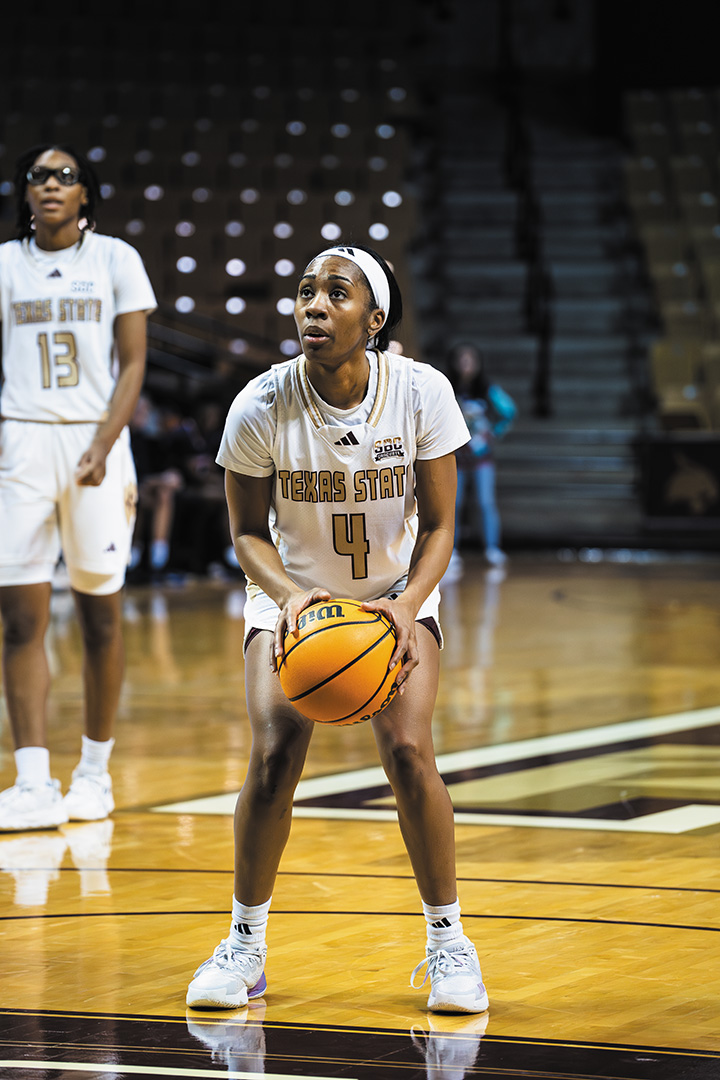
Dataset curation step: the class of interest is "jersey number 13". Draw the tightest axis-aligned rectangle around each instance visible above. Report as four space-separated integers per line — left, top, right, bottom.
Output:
38 331 80 389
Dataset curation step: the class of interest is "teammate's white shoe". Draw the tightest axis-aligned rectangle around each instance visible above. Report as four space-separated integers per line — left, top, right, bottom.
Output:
63 770 114 821
0 780 68 832
411 937 489 1014
187 940 267 1009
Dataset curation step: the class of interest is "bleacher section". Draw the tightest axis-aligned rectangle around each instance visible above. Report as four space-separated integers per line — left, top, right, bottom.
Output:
624 87 720 431
0 3 427 380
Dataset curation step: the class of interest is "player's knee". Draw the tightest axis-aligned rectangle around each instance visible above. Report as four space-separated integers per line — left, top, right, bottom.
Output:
382 739 432 789
0 604 49 648
252 742 306 802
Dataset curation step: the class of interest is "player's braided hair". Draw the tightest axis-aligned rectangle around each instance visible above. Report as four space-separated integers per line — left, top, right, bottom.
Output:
339 240 403 352
13 144 101 240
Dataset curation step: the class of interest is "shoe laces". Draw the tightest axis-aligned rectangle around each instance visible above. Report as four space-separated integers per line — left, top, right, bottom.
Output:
210 939 262 973
410 943 477 989
0 781 55 808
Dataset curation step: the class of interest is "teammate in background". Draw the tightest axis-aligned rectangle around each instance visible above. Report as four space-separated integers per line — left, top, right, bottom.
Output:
444 342 516 580
0 145 156 831
187 243 489 1015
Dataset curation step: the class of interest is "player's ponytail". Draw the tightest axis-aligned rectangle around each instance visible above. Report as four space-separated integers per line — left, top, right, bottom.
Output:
346 242 403 353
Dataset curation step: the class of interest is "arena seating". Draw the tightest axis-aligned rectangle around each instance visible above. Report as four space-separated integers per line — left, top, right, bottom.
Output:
0 5 426 378
624 87 720 430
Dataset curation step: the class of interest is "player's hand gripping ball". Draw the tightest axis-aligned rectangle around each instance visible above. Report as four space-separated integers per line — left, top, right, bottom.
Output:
277 598 399 725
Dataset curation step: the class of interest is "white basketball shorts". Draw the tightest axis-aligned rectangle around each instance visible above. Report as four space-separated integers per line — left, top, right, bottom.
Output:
0 420 137 592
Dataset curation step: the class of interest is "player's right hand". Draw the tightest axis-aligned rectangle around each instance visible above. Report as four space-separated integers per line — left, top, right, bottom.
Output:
272 588 332 672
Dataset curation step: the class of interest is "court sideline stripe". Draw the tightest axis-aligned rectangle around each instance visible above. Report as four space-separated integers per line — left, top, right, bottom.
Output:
0 1062 341 1079
294 705 720 798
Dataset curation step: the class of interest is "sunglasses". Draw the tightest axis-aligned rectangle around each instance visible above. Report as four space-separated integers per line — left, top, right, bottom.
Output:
26 165 82 187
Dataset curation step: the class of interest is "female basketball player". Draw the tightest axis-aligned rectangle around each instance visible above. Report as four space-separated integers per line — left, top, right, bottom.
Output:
187 243 489 1014
0 145 156 830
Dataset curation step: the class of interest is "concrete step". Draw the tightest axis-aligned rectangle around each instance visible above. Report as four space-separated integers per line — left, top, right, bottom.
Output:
444 260 527 296
549 354 630 376
497 475 636 498
548 261 636 296
440 226 517 259
497 442 635 464
551 299 630 333
441 191 519 224
537 191 623 225
439 160 507 187
550 334 631 360
504 417 639 441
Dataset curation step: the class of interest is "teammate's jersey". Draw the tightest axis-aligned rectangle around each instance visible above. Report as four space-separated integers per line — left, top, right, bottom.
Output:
217 350 470 605
0 232 156 422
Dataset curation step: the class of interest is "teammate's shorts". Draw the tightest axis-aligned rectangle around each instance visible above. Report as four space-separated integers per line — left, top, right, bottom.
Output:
0 420 137 593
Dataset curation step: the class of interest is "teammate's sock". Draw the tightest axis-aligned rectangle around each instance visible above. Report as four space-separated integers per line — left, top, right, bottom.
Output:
228 896 271 951
14 746 52 787
423 898 464 952
77 735 115 776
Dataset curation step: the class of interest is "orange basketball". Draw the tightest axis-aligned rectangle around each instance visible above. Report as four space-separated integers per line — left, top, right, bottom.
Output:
277 598 399 725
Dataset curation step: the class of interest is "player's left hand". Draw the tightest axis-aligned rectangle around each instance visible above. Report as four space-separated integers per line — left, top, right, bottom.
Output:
361 596 418 691
75 440 109 486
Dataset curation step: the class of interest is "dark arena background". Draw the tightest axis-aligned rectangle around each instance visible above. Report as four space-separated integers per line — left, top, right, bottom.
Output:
1 1 720 1078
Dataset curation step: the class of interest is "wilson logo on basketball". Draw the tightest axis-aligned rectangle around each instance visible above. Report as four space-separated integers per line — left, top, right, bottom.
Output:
296 603 343 631
278 598 398 726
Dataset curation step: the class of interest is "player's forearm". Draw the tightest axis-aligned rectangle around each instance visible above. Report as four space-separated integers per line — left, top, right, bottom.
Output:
401 524 454 615
94 354 146 451
234 532 302 609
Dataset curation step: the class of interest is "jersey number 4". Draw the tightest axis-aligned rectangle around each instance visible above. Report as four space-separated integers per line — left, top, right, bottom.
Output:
332 513 370 579
38 331 79 388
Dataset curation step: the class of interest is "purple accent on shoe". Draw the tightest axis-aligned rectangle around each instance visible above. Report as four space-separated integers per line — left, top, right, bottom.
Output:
248 972 267 999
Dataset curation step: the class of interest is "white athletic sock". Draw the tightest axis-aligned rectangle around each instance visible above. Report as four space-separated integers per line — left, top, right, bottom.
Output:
423 898 464 952
229 895 272 951
77 735 115 776
14 746 52 787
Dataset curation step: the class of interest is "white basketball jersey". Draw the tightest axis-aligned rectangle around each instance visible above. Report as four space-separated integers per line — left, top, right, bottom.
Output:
217 351 470 611
0 232 156 422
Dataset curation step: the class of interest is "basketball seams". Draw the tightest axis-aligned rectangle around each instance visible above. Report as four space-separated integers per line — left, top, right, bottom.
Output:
285 624 395 703
277 597 399 725
278 613 385 672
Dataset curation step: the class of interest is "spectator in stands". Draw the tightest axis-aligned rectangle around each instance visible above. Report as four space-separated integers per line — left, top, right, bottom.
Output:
444 343 516 579
0 143 156 831
129 397 210 580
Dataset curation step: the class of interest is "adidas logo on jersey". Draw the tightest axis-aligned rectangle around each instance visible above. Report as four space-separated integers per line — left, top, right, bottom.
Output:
335 431 359 446
47 269 62 278
104 542 117 553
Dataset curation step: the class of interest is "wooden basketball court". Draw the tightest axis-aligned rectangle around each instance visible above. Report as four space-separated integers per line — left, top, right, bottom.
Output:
1 553 720 1078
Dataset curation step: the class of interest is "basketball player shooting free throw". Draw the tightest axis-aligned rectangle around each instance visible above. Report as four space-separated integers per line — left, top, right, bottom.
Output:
186 242 489 1015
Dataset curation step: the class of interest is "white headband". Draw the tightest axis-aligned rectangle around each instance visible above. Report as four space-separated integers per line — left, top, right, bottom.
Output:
313 246 390 329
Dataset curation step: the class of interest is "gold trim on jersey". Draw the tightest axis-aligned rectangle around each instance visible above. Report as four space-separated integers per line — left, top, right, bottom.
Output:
295 351 390 430
367 351 389 428
296 357 326 429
